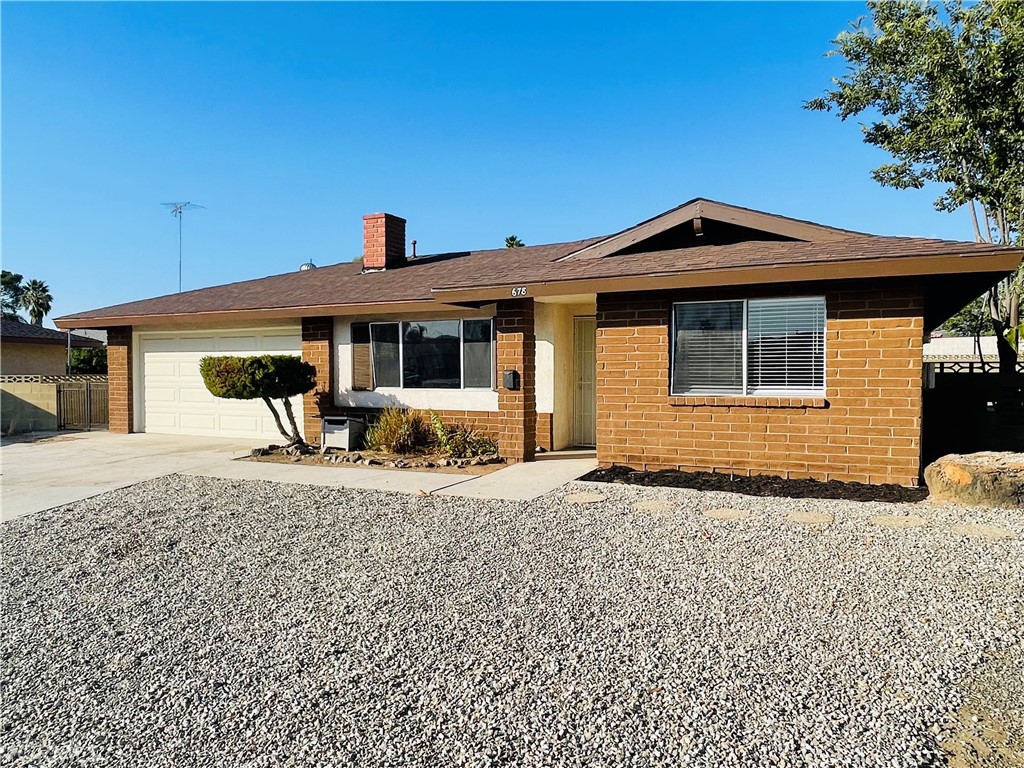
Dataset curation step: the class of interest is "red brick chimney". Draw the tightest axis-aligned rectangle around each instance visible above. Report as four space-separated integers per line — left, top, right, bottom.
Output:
362 213 406 270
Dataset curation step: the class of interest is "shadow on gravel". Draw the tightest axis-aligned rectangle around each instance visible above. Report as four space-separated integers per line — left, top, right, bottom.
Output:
581 466 929 504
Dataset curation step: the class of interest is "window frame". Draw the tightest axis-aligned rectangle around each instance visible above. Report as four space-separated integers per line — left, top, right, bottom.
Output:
363 317 495 392
669 296 826 397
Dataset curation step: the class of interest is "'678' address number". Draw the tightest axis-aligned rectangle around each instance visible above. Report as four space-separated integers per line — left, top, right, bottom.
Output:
510 286 528 297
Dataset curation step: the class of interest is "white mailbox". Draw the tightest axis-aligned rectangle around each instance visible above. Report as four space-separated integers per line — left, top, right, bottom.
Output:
321 416 366 452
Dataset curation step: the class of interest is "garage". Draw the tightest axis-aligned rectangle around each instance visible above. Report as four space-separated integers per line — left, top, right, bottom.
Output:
136 328 304 439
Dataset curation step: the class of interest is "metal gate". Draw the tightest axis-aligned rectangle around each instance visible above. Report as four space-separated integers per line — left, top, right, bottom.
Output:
57 381 109 430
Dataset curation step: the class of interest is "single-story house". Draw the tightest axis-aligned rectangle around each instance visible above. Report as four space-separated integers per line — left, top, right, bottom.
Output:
1 319 104 375
55 198 1021 486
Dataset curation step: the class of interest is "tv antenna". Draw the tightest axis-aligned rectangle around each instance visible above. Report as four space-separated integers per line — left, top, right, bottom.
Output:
161 202 205 292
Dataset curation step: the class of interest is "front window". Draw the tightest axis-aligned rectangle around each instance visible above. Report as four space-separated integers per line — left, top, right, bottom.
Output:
358 318 494 390
401 320 461 389
671 297 825 396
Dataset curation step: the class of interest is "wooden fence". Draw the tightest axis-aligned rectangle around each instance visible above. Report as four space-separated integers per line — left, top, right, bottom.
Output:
56 381 109 430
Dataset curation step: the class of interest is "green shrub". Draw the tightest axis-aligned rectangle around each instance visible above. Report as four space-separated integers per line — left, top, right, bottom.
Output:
365 407 434 454
199 355 317 445
200 355 315 400
429 410 498 458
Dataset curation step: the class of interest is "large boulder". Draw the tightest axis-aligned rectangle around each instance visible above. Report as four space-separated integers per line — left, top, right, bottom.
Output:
924 452 1024 508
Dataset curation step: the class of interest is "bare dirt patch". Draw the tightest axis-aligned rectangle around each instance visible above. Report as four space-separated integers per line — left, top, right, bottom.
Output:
704 507 754 521
937 645 1024 768
950 524 1017 541
632 499 677 515
786 510 835 526
871 514 928 529
563 492 606 505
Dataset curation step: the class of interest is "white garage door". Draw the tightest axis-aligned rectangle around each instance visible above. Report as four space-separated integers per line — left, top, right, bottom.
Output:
139 328 304 439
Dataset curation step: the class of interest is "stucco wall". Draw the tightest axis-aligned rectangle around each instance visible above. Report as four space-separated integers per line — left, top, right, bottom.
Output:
536 301 597 450
333 308 504 412
0 343 66 375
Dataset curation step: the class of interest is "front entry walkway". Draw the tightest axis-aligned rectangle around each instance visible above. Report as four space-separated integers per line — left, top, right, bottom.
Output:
1 432 597 520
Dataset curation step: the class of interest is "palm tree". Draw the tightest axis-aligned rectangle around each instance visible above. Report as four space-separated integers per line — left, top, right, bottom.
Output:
20 279 53 325
505 235 524 248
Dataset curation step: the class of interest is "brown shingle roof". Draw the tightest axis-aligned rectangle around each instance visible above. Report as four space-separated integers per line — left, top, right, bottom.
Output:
432 235 1017 290
56 237 605 323
1 319 104 347
55 198 1021 327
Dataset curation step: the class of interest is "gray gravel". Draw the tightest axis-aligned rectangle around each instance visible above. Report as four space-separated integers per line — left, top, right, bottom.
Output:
1 474 1022 768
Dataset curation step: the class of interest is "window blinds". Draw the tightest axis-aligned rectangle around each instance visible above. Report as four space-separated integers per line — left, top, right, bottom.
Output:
671 301 744 394
746 297 825 394
670 296 826 396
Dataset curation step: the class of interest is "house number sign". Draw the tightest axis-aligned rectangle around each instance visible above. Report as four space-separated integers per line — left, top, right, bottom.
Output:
510 286 528 297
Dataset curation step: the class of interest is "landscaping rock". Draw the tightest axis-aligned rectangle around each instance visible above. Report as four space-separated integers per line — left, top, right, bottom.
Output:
924 452 1024 509
2 476 1023 766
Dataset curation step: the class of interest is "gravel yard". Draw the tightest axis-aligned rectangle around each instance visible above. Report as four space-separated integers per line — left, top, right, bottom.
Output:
2 475 1022 768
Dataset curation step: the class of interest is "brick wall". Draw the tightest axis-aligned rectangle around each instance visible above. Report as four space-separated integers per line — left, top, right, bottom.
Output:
496 298 537 462
429 410 551 452
597 284 925 486
301 317 333 445
537 412 553 452
106 326 133 434
363 213 406 270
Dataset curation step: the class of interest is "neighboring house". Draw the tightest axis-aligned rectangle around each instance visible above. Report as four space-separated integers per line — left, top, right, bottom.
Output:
923 335 1012 363
55 198 1021 486
0 319 104 375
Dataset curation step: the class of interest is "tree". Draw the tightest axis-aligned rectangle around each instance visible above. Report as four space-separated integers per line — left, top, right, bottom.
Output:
199 355 317 445
69 347 108 374
20 279 53 326
806 0 1023 371
505 235 525 248
1 271 24 321
939 295 995 338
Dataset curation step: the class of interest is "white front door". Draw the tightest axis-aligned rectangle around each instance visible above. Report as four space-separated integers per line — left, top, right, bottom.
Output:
573 316 597 447
137 328 304 439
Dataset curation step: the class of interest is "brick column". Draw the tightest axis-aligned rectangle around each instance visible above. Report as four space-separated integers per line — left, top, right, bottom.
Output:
106 326 133 434
496 298 536 462
301 317 333 446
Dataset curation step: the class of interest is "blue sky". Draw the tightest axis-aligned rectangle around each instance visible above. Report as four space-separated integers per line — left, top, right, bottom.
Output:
3 2 976 324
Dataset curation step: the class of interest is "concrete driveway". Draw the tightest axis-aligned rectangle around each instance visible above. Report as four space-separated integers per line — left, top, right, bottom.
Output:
1 432 597 521
1 432 257 521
